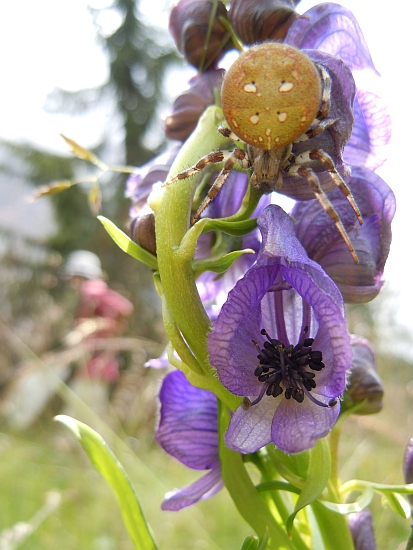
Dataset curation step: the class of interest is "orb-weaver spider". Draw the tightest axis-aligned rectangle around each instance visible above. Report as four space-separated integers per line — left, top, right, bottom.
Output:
164 42 362 263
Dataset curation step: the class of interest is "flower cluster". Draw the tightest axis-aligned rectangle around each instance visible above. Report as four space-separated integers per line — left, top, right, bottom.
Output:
126 0 396 532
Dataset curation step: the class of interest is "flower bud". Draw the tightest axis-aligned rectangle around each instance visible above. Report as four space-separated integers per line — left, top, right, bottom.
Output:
403 438 413 508
130 211 157 257
348 510 377 550
164 69 224 142
229 0 299 44
169 0 233 71
343 336 383 415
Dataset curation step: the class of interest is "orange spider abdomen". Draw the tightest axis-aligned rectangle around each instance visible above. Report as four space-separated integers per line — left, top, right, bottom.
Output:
221 43 322 150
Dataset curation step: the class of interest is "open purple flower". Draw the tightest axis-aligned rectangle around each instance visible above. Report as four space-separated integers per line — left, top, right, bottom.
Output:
209 205 352 454
156 370 222 510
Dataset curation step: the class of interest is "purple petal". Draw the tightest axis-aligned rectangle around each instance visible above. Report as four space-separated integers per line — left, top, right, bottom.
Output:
344 89 392 170
156 371 219 470
225 398 274 453
348 510 377 550
271 395 340 453
285 3 377 73
164 69 225 141
291 166 395 303
161 467 223 511
126 147 179 219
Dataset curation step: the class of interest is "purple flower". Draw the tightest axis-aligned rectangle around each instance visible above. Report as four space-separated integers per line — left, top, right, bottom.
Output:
344 335 383 415
164 69 225 142
285 3 391 170
291 166 395 303
156 370 222 510
126 147 179 220
348 510 377 550
209 205 352 454
403 438 413 509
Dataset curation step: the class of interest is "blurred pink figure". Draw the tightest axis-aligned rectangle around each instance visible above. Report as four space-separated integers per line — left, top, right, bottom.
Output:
74 278 134 382
62 250 134 424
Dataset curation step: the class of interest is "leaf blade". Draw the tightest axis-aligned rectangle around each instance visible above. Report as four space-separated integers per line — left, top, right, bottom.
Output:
55 415 158 550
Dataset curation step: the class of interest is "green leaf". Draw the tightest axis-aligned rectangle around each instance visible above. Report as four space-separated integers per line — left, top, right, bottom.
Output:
98 215 158 270
286 438 331 535
192 248 255 277
60 134 106 168
88 182 102 216
380 490 412 518
33 180 75 198
55 415 157 550
201 217 258 236
240 535 260 550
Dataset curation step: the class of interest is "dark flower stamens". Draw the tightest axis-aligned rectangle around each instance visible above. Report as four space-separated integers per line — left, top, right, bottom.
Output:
247 328 336 408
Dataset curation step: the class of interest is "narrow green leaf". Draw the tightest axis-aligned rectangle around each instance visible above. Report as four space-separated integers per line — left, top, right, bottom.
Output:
55 415 157 550
380 490 412 518
60 134 106 168
98 215 158 270
201 217 258 236
240 535 260 550
33 180 75 199
192 248 255 277
286 438 331 535
88 182 102 216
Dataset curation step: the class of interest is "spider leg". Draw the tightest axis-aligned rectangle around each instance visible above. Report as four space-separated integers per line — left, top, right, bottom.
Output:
314 64 332 122
163 150 232 186
294 118 338 143
191 147 248 225
286 163 359 263
291 149 363 225
218 125 244 142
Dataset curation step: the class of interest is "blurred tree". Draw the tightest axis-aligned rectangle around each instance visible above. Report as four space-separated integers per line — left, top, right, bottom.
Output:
0 0 179 382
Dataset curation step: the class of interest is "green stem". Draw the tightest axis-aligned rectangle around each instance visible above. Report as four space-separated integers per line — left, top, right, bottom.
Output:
218 404 298 549
311 502 355 550
152 106 229 371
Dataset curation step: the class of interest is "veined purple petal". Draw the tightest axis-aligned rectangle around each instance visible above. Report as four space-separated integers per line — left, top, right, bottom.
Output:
161 468 223 511
291 166 395 303
285 3 377 73
344 89 391 170
209 205 351 454
156 370 219 470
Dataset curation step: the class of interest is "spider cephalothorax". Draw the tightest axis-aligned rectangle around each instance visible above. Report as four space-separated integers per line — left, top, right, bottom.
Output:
164 42 362 262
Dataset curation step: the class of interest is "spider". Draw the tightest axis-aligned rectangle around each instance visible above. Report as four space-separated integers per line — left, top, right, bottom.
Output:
164 42 362 263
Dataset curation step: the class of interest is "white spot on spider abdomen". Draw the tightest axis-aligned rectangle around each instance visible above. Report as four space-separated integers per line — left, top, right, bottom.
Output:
243 82 257 93
279 81 294 93
249 114 260 125
277 112 287 123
